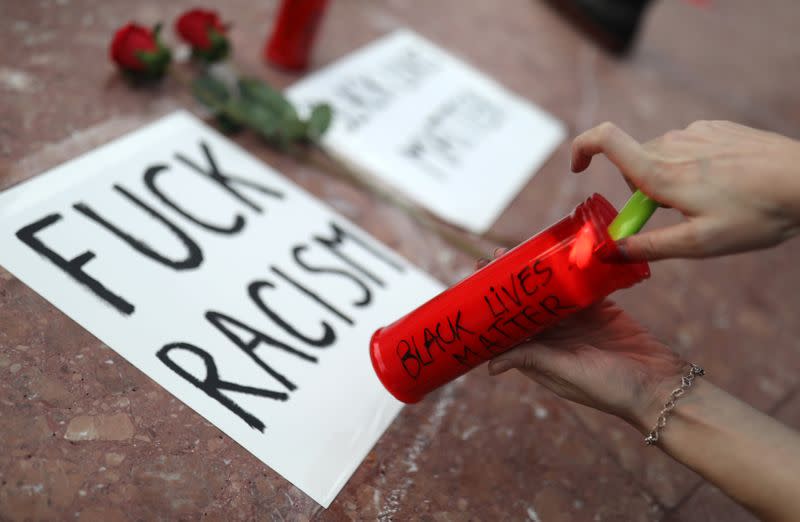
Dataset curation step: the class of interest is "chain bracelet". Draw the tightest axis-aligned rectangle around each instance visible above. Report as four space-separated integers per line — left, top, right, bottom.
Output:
644 364 705 446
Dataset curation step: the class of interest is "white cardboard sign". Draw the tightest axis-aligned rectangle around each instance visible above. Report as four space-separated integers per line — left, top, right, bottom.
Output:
287 29 566 234
0 111 444 507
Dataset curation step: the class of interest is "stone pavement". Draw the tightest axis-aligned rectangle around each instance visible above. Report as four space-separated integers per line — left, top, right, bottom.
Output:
1 0 799 520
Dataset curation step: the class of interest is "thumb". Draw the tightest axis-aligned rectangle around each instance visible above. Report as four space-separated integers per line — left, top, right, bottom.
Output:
616 221 708 261
488 344 562 376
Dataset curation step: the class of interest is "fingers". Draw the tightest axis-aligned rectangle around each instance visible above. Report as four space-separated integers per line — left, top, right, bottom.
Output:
571 123 651 188
493 247 508 259
488 343 562 376
614 220 709 261
474 247 509 270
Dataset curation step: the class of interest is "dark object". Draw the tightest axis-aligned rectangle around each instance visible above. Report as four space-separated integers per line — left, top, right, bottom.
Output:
543 0 653 55
265 0 330 71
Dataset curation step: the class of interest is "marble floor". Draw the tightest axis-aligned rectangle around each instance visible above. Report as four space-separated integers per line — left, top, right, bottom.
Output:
1 0 798 520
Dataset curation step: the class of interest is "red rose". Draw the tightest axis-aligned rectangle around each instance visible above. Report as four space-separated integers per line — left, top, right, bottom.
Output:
176 9 229 61
110 23 171 78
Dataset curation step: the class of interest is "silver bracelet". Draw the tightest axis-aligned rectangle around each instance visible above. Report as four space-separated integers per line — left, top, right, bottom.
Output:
644 364 705 446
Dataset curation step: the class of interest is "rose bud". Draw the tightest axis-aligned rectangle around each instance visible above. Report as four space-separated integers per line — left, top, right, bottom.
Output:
110 23 171 80
175 9 230 62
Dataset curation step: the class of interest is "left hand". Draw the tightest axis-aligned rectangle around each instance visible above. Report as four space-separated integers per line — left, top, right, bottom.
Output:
479 250 686 430
488 299 685 430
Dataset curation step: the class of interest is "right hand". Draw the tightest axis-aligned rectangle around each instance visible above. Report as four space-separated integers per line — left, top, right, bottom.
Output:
571 121 800 261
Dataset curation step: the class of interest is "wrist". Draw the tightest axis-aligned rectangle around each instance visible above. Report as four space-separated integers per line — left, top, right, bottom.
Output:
624 363 694 435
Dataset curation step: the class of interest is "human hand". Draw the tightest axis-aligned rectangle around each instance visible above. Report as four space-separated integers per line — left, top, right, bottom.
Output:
571 120 800 261
490 297 800 522
486 292 685 430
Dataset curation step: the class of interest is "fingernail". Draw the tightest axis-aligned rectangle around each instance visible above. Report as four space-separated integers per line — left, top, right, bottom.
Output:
615 240 631 261
600 240 630 263
476 257 490 269
488 359 513 375
492 247 506 259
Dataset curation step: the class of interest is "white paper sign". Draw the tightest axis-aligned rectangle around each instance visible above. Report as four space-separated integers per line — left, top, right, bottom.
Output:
0 111 444 507
287 29 566 234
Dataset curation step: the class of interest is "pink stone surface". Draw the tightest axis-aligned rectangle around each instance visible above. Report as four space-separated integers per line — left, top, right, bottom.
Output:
1 0 799 520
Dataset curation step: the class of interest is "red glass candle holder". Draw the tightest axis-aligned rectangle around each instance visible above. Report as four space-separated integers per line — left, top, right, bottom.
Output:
265 0 329 71
370 194 650 404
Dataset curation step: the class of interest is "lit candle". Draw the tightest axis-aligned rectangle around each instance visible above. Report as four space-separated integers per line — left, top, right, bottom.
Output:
370 194 651 403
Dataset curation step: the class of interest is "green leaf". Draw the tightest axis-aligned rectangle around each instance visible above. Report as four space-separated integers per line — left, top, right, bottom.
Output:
240 98 282 139
192 73 230 111
191 72 333 151
281 117 308 142
222 97 251 124
306 103 333 142
132 46 171 81
193 31 230 63
238 77 297 120
215 113 244 133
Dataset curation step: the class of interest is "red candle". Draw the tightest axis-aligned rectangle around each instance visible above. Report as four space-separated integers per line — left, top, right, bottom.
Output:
265 0 329 71
370 194 650 403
